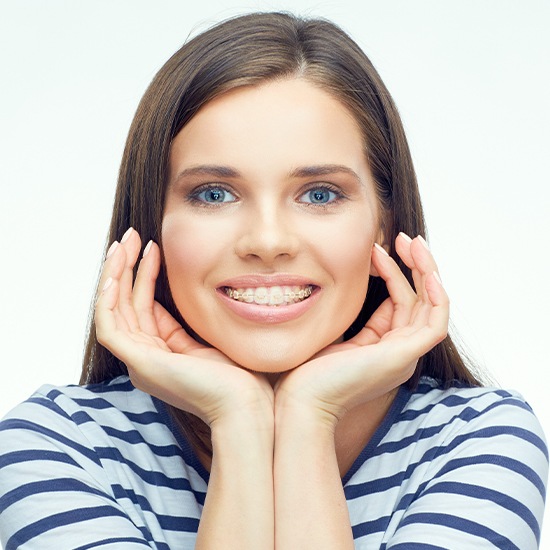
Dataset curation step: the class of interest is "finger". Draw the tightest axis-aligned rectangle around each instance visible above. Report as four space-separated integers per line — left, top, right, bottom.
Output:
412 236 435 303
117 228 142 331
395 232 424 298
153 302 204 355
398 235 446 330
132 240 161 336
371 243 417 329
98 241 131 330
95 276 127 349
398 234 440 304
411 270 449 333
347 298 393 346
97 240 124 301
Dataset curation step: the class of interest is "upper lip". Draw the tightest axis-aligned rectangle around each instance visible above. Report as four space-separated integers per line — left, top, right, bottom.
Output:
217 273 319 288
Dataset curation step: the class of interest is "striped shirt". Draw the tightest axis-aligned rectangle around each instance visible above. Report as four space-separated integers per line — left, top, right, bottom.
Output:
0 376 547 549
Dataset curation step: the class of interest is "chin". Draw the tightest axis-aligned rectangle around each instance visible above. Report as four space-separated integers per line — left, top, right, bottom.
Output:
212 333 332 374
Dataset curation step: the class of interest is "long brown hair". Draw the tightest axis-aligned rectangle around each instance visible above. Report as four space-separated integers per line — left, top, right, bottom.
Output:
82 12 482 457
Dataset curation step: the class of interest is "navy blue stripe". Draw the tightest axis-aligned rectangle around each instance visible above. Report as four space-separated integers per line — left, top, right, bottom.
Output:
153 397 212 485
6 505 132 550
0 449 81 470
399 512 520 550
72 396 121 410
71 396 164 425
373 412 547 461
346 423 547 501
385 544 447 549
0 478 114 514
351 514 391 539
35 387 165 428
74 537 152 549
421 481 540 542
0 419 100 464
435 454 546 498
345 468 406 500
101 426 186 458
122 409 166 425
112 483 205 520
61 410 187 460
347 449 545 503
24 396 74 421
96 446 200 493
398 389 523 422
377 398 542 459
84 378 136 393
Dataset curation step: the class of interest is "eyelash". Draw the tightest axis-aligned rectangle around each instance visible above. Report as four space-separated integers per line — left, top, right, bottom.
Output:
298 183 346 207
187 184 238 206
186 182 347 207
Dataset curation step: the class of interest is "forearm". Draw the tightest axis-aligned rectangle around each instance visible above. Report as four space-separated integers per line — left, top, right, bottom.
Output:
274 404 354 550
196 413 274 550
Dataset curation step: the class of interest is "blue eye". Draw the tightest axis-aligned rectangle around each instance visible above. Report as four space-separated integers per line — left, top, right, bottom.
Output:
194 187 236 204
301 187 338 204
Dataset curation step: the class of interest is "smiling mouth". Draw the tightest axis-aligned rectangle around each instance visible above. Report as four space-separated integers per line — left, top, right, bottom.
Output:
223 285 314 306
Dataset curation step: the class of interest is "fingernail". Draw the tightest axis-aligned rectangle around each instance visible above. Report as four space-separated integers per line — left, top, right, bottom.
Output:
418 235 430 250
143 240 153 257
121 227 133 243
102 277 113 292
106 241 119 259
433 271 442 285
374 243 389 256
399 232 412 243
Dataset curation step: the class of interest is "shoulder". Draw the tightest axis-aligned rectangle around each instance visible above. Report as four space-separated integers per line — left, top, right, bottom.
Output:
0 376 157 438
393 378 549 475
351 379 549 548
402 378 547 451
0 377 205 549
0 376 171 473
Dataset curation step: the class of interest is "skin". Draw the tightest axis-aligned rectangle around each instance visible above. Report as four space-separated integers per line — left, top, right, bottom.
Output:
95 78 449 549
163 79 381 373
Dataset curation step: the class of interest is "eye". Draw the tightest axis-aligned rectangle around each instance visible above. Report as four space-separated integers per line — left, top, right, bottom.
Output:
192 186 237 204
299 186 340 205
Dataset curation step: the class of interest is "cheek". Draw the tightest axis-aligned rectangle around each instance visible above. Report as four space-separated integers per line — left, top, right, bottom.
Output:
161 214 220 282
313 217 376 283
162 224 202 309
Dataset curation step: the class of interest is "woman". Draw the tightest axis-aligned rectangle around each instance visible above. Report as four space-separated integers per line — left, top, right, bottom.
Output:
0 12 547 549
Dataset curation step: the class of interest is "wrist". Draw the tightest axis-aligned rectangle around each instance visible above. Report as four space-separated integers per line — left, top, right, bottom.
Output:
211 407 274 449
274 396 339 441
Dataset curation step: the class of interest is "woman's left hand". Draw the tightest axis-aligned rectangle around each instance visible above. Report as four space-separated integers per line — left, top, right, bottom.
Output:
274 232 449 427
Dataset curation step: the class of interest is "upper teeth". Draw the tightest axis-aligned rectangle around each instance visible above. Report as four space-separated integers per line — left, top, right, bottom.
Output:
225 285 313 306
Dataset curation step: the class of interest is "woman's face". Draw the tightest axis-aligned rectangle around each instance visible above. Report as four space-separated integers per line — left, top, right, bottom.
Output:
163 78 381 372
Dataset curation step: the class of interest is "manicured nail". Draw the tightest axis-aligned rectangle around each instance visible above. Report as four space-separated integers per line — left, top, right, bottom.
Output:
399 232 412 243
121 227 133 243
433 271 442 285
143 240 153 257
106 241 119 259
102 277 113 292
418 235 430 250
374 243 389 256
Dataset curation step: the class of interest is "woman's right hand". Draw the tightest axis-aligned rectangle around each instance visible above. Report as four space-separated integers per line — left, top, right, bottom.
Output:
94 227 274 429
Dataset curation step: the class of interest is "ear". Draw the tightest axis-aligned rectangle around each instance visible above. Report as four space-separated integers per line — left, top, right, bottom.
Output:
369 229 389 277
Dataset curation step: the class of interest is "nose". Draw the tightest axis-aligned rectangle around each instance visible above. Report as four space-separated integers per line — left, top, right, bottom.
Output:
234 204 299 264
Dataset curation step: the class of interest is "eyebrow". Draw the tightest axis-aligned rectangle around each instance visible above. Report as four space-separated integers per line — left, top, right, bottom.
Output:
171 164 363 185
288 164 362 184
172 165 241 183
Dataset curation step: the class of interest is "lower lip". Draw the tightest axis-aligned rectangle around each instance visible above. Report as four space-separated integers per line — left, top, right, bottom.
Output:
216 287 320 324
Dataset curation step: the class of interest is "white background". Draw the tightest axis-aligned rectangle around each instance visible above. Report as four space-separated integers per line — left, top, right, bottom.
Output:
1 0 549 545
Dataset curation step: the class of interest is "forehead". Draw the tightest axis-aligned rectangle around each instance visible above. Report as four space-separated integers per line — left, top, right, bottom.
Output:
169 78 369 180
